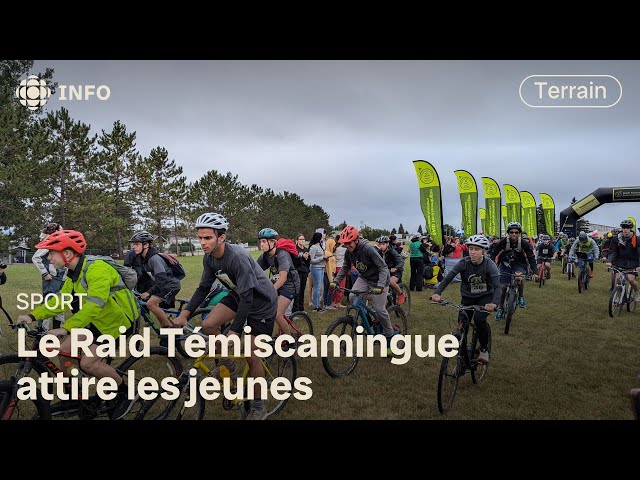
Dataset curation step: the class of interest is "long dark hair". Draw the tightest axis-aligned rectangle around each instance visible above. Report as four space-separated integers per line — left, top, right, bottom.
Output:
309 232 323 247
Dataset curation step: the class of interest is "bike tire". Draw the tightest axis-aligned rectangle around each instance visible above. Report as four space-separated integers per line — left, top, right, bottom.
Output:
116 346 184 420
628 286 637 312
239 351 298 419
437 333 462 413
387 305 408 334
567 263 572 281
321 316 360 378
163 370 205 420
0 379 51 420
470 322 491 385
0 355 51 420
578 268 584 294
609 286 623 318
289 311 313 337
504 289 516 335
538 267 544 288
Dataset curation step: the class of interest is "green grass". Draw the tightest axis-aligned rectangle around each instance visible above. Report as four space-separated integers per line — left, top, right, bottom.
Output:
1 256 639 419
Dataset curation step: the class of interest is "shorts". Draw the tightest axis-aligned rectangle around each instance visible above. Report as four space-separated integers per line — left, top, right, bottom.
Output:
219 291 275 336
85 323 130 346
153 289 180 309
277 285 296 301
499 263 527 284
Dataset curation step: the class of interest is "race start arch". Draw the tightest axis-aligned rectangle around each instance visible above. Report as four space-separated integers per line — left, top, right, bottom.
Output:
560 186 640 237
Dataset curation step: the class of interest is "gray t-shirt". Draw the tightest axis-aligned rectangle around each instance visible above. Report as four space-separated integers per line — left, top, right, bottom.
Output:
185 243 277 333
434 256 501 304
257 249 300 294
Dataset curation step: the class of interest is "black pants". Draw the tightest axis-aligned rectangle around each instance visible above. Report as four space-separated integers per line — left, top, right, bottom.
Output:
409 257 424 291
460 295 491 350
294 270 308 312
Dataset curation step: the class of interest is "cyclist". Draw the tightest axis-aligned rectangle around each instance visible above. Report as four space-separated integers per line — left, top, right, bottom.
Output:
173 213 277 420
129 231 181 328
375 236 406 305
569 232 599 278
16 229 140 420
330 226 394 351
491 222 538 320
536 235 557 279
256 227 300 336
430 235 499 364
32 222 66 330
606 219 640 302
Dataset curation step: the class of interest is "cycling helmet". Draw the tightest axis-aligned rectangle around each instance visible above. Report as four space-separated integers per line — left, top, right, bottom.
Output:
195 212 229 230
507 222 522 232
376 236 390 243
339 226 359 243
129 231 154 243
620 219 633 228
578 232 587 241
569 237 575 243
258 228 279 239
42 222 61 235
541 235 551 241
465 234 490 249
35 229 86 253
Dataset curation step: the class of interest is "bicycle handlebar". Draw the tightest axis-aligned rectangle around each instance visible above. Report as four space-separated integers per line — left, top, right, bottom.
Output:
430 300 490 313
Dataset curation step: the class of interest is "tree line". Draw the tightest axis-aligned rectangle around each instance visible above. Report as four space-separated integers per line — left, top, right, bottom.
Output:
1 61 335 255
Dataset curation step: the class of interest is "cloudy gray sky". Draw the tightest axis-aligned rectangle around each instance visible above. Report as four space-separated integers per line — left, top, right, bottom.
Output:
31 60 640 234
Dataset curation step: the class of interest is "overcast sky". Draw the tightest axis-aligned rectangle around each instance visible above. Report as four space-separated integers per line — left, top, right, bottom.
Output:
30 60 640 234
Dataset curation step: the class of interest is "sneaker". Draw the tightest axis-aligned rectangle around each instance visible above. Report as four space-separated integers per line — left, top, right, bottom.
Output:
397 292 406 305
245 408 268 420
313 307 325 313
519 296 526 308
495 308 504 321
324 305 336 310
477 349 489 364
109 389 140 420
546 271 551 280
631 388 640 420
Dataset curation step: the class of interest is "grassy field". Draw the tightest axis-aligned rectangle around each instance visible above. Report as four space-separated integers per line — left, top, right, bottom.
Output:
1 254 639 420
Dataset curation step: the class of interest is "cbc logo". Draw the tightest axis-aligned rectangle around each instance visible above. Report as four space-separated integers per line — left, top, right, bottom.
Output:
15 75 52 111
15 75 111 111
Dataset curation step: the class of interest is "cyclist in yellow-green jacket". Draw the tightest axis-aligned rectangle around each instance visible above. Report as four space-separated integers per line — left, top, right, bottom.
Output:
16 229 140 420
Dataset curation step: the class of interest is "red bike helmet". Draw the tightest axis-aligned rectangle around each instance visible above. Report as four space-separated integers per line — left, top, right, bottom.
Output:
339 226 359 243
35 229 87 254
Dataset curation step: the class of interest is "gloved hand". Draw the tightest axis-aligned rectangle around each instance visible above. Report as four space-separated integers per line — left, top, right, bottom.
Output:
329 282 336 289
372 287 383 295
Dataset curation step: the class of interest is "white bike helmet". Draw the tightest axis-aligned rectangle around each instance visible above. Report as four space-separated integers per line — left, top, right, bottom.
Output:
465 234 490 249
195 212 229 230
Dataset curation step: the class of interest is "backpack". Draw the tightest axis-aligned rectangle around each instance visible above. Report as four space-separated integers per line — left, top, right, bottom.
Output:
81 255 138 292
262 238 303 269
158 253 186 280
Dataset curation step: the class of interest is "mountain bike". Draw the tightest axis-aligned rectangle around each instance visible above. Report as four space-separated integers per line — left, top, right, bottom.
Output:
433 301 492 413
0 322 183 420
502 272 522 335
608 267 638 317
571 254 594 294
322 287 408 378
160 322 297 420
536 257 553 288
386 281 411 316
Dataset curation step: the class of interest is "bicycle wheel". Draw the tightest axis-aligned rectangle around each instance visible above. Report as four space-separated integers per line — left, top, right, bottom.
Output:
400 283 411 316
240 351 298 419
578 267 585 294
627 286 637 313
0 380 51 420
470 322 491 385
609 286 624 318
567 262 573 281
175 308 213 358
538 267 544 288
437 333 462 413
321 315 360 378
163 370 205 420
504 288 517 335
289 311 313 338
387 305 408 334
116 346 184 420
